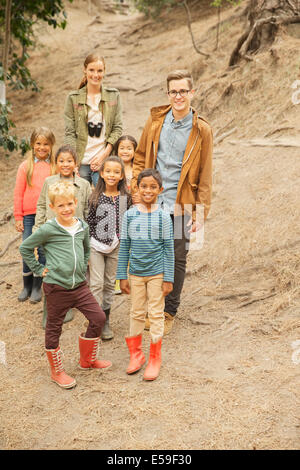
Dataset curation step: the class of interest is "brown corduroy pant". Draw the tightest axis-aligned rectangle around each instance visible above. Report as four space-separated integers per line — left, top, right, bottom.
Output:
43 281 105 350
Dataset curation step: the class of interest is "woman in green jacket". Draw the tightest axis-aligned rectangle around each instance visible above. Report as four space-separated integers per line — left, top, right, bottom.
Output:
64 53 122 186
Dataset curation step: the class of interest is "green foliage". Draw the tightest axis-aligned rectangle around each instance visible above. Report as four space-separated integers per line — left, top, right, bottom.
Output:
0 0 70 44
0 0 72 90
133 0 243 17
133 0 178 18
0 0 73 156
0 102 30 156
211 0 242 7
6 54 40 92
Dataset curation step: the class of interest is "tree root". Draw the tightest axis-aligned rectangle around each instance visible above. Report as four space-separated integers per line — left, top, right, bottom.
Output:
229 14 300 66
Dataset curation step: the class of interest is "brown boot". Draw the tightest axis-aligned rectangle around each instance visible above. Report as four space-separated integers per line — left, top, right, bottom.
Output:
164 312 174 336
143 338 162 381
144 314 150 331
125 334 146 374
46 346 76 389
78 335 112 370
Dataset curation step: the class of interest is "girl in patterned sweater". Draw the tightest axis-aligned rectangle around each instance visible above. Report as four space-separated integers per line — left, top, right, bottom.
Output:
87 155 131 340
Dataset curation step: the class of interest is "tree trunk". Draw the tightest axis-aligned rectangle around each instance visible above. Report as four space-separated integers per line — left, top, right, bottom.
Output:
229 0 300 66
0 0 12 104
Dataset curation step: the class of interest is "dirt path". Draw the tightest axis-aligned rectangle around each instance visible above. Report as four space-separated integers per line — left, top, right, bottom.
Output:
0 3 300 450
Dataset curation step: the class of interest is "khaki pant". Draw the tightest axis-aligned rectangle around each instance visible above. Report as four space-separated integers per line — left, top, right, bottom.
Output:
129 273 164 343
89 246 119 311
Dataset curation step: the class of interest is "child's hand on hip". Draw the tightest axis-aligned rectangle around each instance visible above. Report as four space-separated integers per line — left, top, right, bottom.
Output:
162 282 173 297
120 279 130 294
42 268 49 277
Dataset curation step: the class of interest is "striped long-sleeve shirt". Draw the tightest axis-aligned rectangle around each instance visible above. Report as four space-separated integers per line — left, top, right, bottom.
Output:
116 206 174 282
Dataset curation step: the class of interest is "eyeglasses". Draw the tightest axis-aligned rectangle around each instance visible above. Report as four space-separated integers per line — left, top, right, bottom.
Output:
167 89 191 98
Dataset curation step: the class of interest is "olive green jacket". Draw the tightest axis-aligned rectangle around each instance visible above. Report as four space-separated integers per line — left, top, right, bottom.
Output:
64 85 123 164
33 173 92 231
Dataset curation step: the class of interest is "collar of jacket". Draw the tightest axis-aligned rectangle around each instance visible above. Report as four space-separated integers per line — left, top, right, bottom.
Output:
48 216 87 233
58 173 81 188
150 104 209 131
77 85 111 105
149 105 201 166
72 173 85 188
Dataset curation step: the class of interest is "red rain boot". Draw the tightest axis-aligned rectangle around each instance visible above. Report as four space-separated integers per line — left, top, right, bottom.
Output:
143 339 162 381
78 335 112 370
125 334 146 374
46 346 76 389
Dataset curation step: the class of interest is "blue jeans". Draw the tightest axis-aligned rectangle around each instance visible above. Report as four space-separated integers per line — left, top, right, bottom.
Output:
22 214 45 274
79 164 99 187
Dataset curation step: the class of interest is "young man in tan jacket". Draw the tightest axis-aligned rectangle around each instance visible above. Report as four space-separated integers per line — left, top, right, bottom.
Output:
132 70 213 335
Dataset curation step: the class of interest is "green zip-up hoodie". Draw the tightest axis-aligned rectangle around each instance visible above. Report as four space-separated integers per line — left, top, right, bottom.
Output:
64 85 122 164
19 218 90 290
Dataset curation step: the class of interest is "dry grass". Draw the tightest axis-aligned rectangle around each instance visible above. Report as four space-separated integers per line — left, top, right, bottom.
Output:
1 2 300 450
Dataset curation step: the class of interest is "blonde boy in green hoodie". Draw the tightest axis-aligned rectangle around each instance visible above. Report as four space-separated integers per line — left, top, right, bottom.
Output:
20 180 111 389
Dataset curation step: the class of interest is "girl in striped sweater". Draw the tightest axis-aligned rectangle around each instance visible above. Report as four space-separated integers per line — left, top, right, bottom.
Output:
14 127 56 303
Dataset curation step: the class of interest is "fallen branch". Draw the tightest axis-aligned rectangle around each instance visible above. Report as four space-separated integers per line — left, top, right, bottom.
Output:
189 316 212 326
135 84 160 95
216 291 253 301
214 127 237 145
186 264 208 277
229 137 300 148
105 72 121 78
0 261 19 267
238 293 276 308
0 211 13 226
121 21 154 37
251 239 300 258
114 85 137 92
0 234 21 257
214 118 235 138
264 127 295 137
88 17 102 26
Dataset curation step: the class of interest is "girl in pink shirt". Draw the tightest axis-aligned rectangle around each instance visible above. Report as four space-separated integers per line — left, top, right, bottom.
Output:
14 127 56 303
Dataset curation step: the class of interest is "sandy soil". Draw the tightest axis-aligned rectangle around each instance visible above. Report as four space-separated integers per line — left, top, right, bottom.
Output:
0 1 300 450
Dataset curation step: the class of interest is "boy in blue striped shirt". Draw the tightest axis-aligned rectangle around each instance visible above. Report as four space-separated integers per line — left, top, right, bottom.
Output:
116 169 174 381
